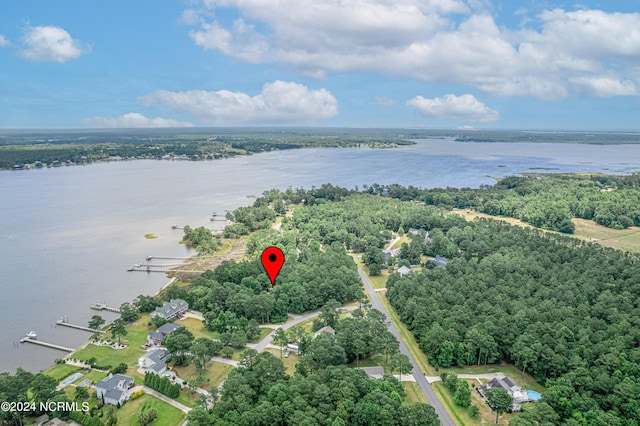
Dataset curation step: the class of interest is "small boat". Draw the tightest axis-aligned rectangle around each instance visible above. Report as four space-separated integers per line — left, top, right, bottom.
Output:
26 331 37 339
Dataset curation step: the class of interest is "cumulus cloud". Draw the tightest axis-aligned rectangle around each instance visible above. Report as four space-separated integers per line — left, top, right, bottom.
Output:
20 25 90 63
0 35 9 47
138 80 338 125
79 113 193 128
185 1 640 99
407 94 500 123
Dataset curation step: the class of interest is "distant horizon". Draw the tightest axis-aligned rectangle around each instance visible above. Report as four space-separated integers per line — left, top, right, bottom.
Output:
2 126 640 134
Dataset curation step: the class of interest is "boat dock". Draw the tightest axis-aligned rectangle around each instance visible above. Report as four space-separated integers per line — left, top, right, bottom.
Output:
90 303 120 313
56 318 104 333
145 256 189 261
19 338 74 352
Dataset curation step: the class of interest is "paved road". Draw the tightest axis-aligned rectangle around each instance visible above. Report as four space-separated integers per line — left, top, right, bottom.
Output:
358 268 456 426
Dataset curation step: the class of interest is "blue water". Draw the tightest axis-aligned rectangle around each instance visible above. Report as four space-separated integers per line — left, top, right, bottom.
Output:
527 390 542 401
61 372 84 384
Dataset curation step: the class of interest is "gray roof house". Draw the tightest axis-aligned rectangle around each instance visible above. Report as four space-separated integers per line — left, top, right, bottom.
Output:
358 366 385 379
430 256 448 267
96 374 133 406
138 349 170 376
479 376 530 411
147 322 183 345
151 299 189 320
397 265 412 276
313 326 336 338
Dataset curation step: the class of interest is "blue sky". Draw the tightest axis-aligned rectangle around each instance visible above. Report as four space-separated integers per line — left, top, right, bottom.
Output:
1 0 639 130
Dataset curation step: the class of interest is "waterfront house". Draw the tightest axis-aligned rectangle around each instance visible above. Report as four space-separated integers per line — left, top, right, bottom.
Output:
96 374 133 406
138 349 170 376
151 299 189 320
147 322 183 345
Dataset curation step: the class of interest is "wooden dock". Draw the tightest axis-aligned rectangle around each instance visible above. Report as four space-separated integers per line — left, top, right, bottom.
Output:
56 319 104 333
145 256 189 261
89 303 120 313
20 338 74 352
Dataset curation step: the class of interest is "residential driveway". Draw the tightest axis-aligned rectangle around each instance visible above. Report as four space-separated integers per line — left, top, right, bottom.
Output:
253 306 359 353
357 267 456 426
426 372 507 384
130 385 191 413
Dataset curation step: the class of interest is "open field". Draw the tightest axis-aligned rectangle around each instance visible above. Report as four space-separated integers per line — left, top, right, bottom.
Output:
452 209 640 252
176 317 219 340
116 394 186 426
173 362 233 390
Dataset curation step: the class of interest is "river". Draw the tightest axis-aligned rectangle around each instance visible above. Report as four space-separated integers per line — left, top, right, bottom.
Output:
1 138 640 373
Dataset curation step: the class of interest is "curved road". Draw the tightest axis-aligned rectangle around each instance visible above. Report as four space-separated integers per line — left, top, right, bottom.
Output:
358 268 455 426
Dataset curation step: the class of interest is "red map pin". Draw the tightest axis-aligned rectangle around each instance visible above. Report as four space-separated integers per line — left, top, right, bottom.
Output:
261 246 285 287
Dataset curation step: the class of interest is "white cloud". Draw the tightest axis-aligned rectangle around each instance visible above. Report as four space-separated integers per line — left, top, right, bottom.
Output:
0 35 9 47
375 96 396 106
407 94 500 123
20 25 90 63
79 113 193 128
138 80 338 125
186 2 640 99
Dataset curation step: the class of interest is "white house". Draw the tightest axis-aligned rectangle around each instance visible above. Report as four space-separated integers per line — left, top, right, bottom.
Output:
151 299 189 320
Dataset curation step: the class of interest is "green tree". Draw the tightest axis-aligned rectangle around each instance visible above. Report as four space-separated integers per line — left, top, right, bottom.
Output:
88 315 105 331
486 387 512 424
119 302 140 323
453 380 471 407
110 318 127 345
390 353 413 381
273 328 288 358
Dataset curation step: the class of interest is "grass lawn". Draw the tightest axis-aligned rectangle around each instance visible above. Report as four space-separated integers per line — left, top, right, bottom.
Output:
368 271 390 290
176 317 220 340
173 362 233 389
176 389 201 408
251 327 272 343
71 315 152 369
81 370 109 385
264 348 298 375
403 382 427 404
116 394 185 426
43 363 82 381
391 235 411 250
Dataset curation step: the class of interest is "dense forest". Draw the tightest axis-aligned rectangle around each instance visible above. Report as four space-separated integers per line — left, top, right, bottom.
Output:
186 310 438 426
214 182 640 425
188 355 438 426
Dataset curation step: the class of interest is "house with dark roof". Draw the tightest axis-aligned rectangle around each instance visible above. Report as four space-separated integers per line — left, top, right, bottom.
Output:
147 322 183 345
96 374 133 406
151 299 188 320
478 376 531 411
138 349 170 376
